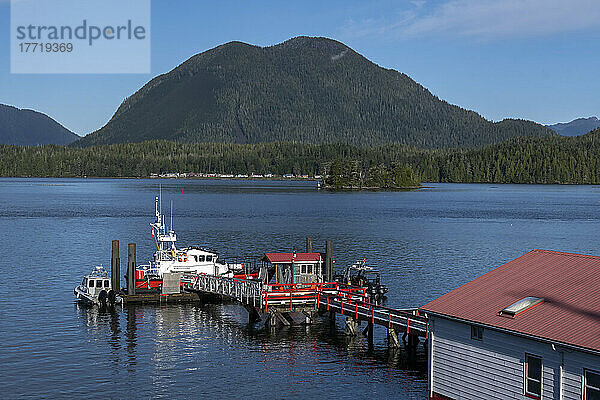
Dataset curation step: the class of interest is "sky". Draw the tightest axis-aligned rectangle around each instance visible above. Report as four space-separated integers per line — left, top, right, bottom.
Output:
0 0 599 136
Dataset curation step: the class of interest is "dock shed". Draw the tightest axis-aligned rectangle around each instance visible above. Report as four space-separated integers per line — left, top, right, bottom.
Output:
261 252 326 284
420 249 600 400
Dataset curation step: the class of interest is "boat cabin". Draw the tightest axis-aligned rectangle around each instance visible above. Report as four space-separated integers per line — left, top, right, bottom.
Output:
82 276 111 295
261 252 327 284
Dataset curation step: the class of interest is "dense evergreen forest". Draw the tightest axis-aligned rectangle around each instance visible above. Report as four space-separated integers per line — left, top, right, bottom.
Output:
323 160 420 189
75 36 552 149
2 129 600 184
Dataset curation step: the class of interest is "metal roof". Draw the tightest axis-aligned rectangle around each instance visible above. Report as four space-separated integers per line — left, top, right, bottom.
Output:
420 249 600 353
263 252 323 263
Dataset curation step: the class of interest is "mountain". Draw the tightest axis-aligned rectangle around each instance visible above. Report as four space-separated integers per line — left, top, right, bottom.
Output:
547 117 600 137
0 104 79 146
75 36 553 149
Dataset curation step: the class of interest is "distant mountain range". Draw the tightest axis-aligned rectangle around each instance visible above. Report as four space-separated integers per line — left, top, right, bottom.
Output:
0 104 79 146
547 117 600 137
74 36 553 149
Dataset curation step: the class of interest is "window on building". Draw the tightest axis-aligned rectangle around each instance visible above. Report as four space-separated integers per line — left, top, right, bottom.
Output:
307 265 313 274
470 325 483 341
585 370 600 400
315 265 320 275
301 264 307 274
525 354 542 399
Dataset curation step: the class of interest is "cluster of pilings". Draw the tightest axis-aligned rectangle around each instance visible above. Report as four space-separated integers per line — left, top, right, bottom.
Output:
108 239 136 295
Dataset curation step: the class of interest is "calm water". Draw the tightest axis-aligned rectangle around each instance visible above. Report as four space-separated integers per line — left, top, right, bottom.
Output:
2 178 599 399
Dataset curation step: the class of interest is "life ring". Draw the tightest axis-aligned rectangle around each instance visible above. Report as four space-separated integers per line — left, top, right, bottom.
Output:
178 253 188 262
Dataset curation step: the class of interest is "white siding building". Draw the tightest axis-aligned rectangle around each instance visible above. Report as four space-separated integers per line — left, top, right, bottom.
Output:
420 249 600 400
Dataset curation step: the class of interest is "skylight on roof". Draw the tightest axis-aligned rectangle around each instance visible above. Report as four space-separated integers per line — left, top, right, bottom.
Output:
499 297 544 318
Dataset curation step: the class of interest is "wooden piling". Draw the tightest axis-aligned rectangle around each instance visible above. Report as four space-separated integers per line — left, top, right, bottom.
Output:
388 328 401 348
306 237 313 253
111 240 120 292
325 240 333 281
127 243 136 295
345 317 359 335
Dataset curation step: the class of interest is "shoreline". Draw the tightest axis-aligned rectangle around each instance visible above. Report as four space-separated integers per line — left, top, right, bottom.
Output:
0 176 598 186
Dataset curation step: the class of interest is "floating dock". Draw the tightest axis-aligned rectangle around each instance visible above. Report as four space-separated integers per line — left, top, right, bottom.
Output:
112 238 428 349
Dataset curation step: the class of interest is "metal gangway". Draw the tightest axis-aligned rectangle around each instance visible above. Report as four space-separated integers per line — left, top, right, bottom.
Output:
182 273 264 307
181 273 429 340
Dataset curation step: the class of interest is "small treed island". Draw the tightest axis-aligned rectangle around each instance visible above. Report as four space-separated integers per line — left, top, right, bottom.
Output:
1 36 599 186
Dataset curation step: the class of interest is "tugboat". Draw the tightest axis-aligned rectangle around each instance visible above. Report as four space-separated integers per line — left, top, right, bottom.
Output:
336 259 388 303
135 196 242 291
74 266 121 306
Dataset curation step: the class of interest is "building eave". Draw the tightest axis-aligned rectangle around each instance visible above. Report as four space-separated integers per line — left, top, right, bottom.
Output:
421 310 600 357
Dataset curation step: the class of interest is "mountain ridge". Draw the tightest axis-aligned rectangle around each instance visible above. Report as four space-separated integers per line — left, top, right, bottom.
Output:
0 104 79 146
547 117 600 137
75 36 554 149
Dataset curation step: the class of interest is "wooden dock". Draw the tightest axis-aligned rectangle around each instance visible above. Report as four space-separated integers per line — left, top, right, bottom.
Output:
121 291 200 304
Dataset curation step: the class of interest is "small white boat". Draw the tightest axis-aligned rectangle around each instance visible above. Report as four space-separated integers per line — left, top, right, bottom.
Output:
74 266 121 306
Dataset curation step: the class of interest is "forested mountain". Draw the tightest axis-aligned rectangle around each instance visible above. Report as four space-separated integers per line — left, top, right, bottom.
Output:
0 104 79 146
4 129 600 184
547 117 600 136
75 36 553 149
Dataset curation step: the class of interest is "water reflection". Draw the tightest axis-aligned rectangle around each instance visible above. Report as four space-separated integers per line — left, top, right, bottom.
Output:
75 302 426 383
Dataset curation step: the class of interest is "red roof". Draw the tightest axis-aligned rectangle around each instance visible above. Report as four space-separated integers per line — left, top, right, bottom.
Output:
264 252 323 263
420 249 600 353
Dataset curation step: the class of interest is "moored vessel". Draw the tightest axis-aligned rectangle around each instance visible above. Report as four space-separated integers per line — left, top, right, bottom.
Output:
135 196 242 291
74 266 121 306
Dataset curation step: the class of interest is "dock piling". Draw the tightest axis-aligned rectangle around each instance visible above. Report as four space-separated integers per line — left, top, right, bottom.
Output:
111 240 120 292
388 328 401 348
345 317 359 335
325 240 333 281
306 237 313 253
127 243 136 295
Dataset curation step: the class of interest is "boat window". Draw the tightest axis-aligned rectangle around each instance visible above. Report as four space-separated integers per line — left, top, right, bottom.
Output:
198 255 205 262
206 255 212 262
88 279 94 287
193 255 198 262
82 278 87 286
307 265 313 274
96 280 103 287
104 280 110 287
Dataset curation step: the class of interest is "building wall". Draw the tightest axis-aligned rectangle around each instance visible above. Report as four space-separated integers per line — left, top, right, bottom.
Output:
429 316 599 400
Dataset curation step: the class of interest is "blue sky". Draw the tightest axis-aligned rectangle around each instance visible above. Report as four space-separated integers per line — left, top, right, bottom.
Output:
1 0 599 135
